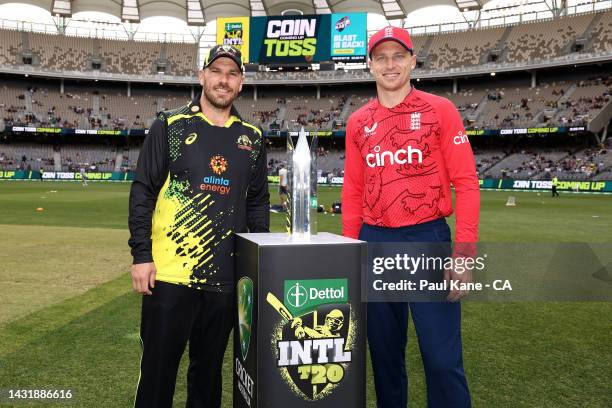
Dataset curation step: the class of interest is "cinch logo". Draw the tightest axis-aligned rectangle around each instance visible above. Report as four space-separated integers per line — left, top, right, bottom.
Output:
364 122 377 136
366 145 423 168
453 131 469 145
200 175 231 195
284 279 347 317
185 132 197 145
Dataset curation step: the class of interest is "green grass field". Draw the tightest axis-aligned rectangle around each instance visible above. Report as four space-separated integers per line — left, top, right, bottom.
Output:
0 181 610 407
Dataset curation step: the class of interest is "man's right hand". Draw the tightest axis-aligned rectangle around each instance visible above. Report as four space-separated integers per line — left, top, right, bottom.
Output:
131 262 156 295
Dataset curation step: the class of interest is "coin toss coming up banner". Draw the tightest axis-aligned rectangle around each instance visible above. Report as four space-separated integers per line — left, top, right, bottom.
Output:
216 13 367 63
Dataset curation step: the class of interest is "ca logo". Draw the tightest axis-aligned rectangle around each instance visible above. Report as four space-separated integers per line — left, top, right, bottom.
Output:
185 133 198 145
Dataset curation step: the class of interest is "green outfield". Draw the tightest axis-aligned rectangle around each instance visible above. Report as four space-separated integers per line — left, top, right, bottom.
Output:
0 181 610 407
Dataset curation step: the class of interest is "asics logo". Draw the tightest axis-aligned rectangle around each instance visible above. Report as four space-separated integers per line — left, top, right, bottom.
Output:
366 145 423 168
185 133 198 145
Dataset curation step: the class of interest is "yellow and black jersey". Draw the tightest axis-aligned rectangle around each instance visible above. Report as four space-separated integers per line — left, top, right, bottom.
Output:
128 94 270 291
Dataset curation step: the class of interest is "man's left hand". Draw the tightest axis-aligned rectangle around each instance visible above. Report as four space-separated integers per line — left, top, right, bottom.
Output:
444 263 472 302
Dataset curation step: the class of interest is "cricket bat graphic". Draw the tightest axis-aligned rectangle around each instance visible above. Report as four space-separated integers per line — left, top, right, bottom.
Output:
267 292 314 339
266 292 293 321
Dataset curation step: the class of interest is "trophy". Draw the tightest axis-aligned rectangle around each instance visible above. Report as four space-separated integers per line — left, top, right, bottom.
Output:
286 127 317 240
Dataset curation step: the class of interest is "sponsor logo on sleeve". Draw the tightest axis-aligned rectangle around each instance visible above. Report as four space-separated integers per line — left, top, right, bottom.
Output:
453 131 469 145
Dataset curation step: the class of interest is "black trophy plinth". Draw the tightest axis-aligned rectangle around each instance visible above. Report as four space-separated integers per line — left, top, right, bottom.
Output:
234 232 366 408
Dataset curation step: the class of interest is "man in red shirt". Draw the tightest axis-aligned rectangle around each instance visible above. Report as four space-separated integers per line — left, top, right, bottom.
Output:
342 26 479 407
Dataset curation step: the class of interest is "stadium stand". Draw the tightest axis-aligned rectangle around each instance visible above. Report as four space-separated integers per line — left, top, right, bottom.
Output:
2 75 609 132
165 42 199 77
590 10 612 53
425 27 506 70
60 144 117 172
0 143 54 171
99 38 161 76
0 80 30 126
0 4 610 184
554 76 612 125
0 28 21 66
476 80 573 128
29 31 92 72
0 27 198 76
504 13 595 63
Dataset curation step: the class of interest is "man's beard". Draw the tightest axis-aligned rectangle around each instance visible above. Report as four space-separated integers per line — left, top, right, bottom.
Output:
203 83 237 110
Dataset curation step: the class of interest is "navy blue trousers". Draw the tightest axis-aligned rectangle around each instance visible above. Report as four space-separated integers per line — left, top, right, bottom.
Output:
360 219 471 408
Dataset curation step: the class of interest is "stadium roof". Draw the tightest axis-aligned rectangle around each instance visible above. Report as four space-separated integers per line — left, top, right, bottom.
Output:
2 0 495 23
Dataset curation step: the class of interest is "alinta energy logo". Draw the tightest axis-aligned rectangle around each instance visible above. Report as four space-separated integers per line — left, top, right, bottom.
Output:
266 278 356 401
209 155 228 175
200 155 231 195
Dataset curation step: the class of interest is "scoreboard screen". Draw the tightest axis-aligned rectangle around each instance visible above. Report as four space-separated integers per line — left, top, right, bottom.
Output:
216 13 367 64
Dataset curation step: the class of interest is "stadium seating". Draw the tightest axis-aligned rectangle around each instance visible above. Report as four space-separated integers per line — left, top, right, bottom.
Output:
29 32 92 72
0 81 30 125
0 143 54 171
60 144 117 172
0 28 198 76
504 13 594 63
484 149 572 179
590 10 612 53
99 38 162 75
477 80 572 128
425 27 505 70
1 9 610 183
165 42 199 77
0 28 21 66
555 77 612 125
1 10 611 76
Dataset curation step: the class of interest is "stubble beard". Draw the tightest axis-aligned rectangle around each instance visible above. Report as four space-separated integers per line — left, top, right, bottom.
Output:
203 83 237 110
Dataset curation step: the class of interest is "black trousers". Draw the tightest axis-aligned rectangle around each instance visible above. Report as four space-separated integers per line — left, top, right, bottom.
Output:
134 281 235 408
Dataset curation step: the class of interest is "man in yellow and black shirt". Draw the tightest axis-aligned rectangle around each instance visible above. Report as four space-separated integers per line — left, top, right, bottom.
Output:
128 44 269 408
